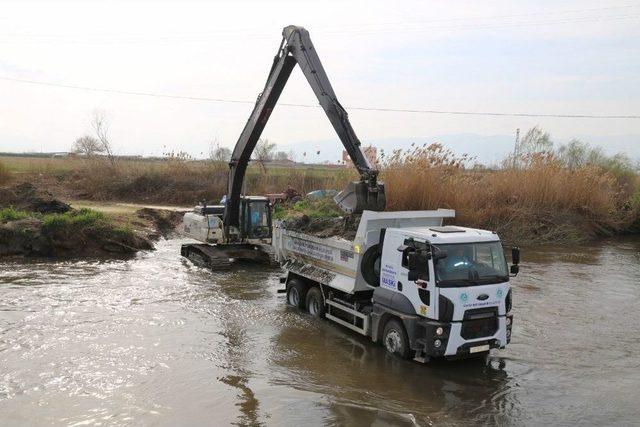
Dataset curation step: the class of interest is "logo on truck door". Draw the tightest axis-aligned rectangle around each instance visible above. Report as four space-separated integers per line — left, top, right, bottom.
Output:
380 264 397 289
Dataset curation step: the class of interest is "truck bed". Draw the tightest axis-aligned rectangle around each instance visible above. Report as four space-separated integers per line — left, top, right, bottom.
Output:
273 209 455 294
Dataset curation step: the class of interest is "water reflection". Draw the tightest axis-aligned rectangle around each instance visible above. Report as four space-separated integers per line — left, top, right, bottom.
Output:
271 318 515 426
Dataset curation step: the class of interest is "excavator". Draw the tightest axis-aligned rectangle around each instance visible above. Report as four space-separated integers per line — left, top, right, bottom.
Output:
181 25 386 269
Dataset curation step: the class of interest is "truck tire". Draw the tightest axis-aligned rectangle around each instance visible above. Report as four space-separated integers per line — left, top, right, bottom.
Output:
305 287 326 319
361 244 381 287
382 319 411 359
286 279 308 309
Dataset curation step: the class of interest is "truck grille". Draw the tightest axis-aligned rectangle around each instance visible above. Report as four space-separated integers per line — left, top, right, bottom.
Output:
461 308 498 340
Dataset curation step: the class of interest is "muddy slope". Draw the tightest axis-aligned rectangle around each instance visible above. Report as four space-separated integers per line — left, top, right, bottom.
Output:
0 183 172 259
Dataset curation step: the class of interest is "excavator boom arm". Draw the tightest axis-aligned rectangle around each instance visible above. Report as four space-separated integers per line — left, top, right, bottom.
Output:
224 25 385 229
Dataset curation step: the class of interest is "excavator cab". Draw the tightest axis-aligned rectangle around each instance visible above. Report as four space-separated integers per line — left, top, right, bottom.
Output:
239 196 272 241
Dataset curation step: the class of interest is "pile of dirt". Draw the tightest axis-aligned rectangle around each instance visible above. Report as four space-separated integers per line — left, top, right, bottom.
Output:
0 182 70 213
280 214 361 240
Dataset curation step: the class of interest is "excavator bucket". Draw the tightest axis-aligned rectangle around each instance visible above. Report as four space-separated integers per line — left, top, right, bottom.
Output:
334 181 386 214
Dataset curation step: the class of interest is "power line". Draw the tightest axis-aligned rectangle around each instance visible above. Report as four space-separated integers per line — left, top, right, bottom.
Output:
1 75 638 120
3 4 638 41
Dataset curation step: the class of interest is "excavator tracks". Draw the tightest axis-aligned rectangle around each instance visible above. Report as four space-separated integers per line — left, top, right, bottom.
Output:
181 243 278 271
181 244 232 270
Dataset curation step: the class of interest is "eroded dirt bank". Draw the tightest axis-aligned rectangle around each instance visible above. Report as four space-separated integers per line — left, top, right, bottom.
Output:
0 183 182 259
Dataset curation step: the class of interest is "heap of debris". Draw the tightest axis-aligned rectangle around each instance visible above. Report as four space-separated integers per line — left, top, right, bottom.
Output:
0 182 71 214
280 213 361 240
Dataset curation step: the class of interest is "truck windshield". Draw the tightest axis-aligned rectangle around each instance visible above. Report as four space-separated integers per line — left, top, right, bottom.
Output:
434 242 508 287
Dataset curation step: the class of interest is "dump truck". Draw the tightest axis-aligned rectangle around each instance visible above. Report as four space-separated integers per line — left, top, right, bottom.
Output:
273 210 519 362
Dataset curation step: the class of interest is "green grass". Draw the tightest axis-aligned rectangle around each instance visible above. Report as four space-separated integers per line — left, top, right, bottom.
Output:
275 197 343 220
41 208 108 234
0 207 29 222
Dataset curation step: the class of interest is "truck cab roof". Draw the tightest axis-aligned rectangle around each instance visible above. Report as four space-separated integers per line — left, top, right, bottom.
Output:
392 225 500 244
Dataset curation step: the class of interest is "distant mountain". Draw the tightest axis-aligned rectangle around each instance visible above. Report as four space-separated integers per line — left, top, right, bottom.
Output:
280 134 640 166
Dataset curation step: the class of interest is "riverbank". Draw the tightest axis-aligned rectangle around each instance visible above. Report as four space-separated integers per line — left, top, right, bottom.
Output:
0 183 183 259
1 147 639 245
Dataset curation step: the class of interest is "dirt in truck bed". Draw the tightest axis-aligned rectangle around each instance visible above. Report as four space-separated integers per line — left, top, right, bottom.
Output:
280 214 361 240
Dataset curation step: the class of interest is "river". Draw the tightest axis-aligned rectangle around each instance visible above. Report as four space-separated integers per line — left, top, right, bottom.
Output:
1 237 639 426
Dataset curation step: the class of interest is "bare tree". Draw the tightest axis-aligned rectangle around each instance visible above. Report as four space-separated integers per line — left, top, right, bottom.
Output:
254 138 276 173
72 135 104 157
274 151 291 161
209 142 232 162
518 126 553 155
556 139 589 169
91 110 116 169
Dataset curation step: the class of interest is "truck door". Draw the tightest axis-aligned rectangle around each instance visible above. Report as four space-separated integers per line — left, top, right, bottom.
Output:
400 239 437 319
379 234 436 319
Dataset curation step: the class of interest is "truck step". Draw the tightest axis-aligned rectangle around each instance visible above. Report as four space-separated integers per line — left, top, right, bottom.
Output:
325 299 370 336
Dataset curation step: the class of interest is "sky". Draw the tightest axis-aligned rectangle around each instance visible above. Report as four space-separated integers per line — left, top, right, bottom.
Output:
1 0 639 162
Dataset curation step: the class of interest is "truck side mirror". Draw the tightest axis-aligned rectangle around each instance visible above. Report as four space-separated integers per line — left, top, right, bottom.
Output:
408 252 429 282
511 247 520 265
408 251 428 272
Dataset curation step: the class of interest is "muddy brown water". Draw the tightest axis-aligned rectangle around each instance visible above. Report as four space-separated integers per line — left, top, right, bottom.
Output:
1 237 639 426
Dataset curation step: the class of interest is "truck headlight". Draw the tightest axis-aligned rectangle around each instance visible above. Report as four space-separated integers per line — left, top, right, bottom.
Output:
436 327 444 336
506 289 512 313
434 339 442 348
506 317 511 326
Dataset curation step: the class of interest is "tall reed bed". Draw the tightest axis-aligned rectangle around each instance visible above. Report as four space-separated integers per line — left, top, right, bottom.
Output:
381 144 635 242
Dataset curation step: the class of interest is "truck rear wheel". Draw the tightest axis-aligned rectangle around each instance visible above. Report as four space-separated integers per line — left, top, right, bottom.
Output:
305 287 326 318
286 279 308 309
382 319 411 359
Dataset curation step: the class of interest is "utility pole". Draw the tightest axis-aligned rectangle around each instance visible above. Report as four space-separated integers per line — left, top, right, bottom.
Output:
513 128 520 169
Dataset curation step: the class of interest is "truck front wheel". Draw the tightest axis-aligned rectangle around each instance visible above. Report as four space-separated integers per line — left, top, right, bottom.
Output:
306 287 326 318
286 279 308 309
382 319 411 359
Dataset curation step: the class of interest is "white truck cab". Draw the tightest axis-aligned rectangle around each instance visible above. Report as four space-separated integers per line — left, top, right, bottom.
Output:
375 226 514 359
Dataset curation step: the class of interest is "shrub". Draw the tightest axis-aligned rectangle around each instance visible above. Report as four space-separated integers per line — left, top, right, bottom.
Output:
42 208 107 234
0 207 29 222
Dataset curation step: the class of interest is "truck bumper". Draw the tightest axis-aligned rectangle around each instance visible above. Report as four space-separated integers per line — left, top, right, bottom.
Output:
412 314 513 361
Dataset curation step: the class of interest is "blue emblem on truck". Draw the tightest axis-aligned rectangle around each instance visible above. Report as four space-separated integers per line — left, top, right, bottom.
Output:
460 292 468 302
